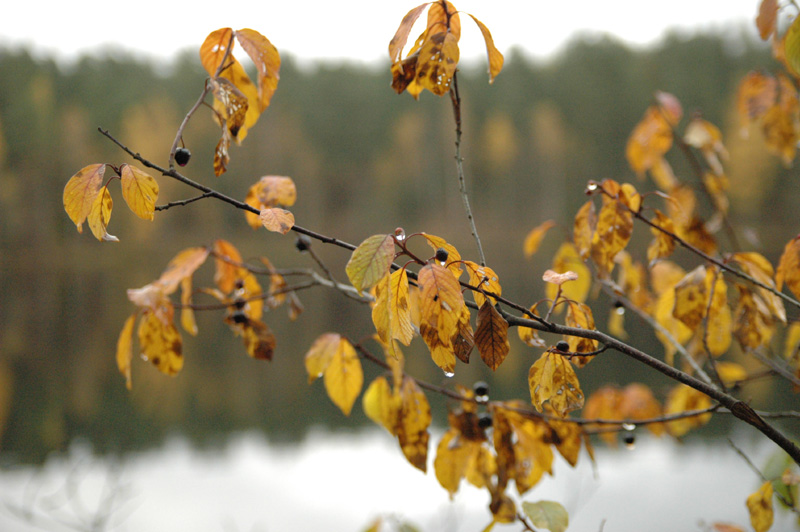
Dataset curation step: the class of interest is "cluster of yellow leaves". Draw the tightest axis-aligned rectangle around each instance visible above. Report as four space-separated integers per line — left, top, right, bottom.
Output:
243 175 296 234
63 163 158 242
389 0 503 98
199 28 280 175
432 392 588 527
117 239 301 389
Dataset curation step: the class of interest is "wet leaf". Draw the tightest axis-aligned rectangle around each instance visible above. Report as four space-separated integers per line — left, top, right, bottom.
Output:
304 333 341 384
463 261 501 307
423 233 463 279
346 234 395 294
475 301 510 371
63 163 106 233
418 262 466 346
119 164 158 221
259 207 294 234
521 500 569 532
415 31 459 96
88 186 118 242
583 386 623 446
116 314 136 390
396 376 431 472
619 383 664 436
372 269 415 357
434 428 476 497
746 481 774 532
528 352 584 416
518 306 546 348
705 270 732 357
214 128 231 176
209 77 249 139
323 337 363 416
590 199 633 278
734 286 775 350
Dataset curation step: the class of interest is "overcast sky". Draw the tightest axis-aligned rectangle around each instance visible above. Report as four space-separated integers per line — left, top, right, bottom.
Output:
1 0 765 66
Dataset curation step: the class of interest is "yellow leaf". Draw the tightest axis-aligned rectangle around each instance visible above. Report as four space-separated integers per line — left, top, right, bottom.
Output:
746 481 774 532
116 314 137 390
785 14 800 76
776 235 800 300
705 270 732 357
389 3 429 63
88 186 118 242
372 269 414 355
784 321 800 359
528 352 584 416
626 106 674 176
664 384 712 437
119 164 158 221
716 362 748 386
418 263 466 345
427 1 461 41
200 28 235 76
396 376 431 472
323 337 363 416
259 207 294 234
434 428 476 498
734 287 775 350
244 176 297 228
546 242 591 304
494 404 554 493
63 163 106 233
468 14 504 83
180 276 198 336
731 252 786 323
158 247 210 295
654 285 692 364
137 309 183 376
737 71 777 131
672 266 709 329
521 501 569 532
346 234 395 294
583 386 624 446
214 128 231 176
518 306 546 348
565 301 598 361
213 239 244 294
573 200 596 259
475 301 510 371
209 76 249 140
304 333 340 384
647 210 676 265
524 219 556 258
363 376 398 434
423 233 463 279
415 31 459 96
241 319 275 360
590 199 633 278
463 261 501 307
547 415 583 466
235 28 280 112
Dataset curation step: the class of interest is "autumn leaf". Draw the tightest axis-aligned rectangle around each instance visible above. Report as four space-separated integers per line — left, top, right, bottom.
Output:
475 301 510 370
626 106 674 176
705 270 732 357
323 337 363 416
88 186 118 242
590 199 633 278
730 252 786 323
235 28 280 112
785 14 800 76
528 352 584 416
734 286 775 350
259 207 294 234
372 268 414 356
746 481 774 532
543 269 578 286
737 71 777 133
492 403 554 493
434 428 477 497
415 31 460 97
244 176 296 228
524 220 556 258
209 77 249 140
565 301 598 359
776 235 800 300
116 314 137 390
672 266 709 329
423 233 463 279
63 163 106 233
573 200 596 259
137 309 183 376
120 164 158 221
157 247 210 296
363 376 398 433
389 3 429 64
583 386 623 446
346 234 395 294
757 0 779 40
518 306 546 348
468 14 504 82
180 276 197 336
547 242 591 304
200 27 235 76
214 128 231 176
396 376 431 472
647 210 676 265
213 239 244 293
619 383 664 436
418 262 466 347
521 501 569 532
664 384 712 437
304 333 340 384
463 261 501 307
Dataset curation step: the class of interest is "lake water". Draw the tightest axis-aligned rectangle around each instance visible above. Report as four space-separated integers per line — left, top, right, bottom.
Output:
0 429 797 531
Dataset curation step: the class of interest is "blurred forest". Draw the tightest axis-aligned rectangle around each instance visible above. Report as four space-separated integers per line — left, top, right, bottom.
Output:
1 29 797 463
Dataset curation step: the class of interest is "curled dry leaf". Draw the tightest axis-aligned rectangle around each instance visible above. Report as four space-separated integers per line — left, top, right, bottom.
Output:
542 269 578 286
259 207 295 234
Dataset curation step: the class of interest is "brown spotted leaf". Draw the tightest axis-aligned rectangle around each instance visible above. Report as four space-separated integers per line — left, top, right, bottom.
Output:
528 352 584 416
259 207 294 234
137 308 183 376
475 301 509 371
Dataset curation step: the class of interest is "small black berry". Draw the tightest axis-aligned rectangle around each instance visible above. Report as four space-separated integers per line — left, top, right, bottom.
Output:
229 309 248 324
473 380 489 397
175 147 191 167
295 234 312 252
434 247 449 263
478 413 493 429
555 340 570 352
623 433 636 446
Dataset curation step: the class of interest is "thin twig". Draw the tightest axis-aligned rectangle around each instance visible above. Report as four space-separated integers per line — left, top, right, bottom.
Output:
155 192 215 211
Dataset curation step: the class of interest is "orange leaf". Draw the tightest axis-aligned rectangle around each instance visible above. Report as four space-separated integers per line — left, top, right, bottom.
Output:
214 128 231 176
672 266 709 330
543 269 578 286
528 352 584 416
776 235 800 300
757 0 779 40
524 219 556 258
626 106 673 176
235 28 280 112
573 200 596 259
590 199 633 278
423 233 463 279
180 276 198 336
463 261 501 307
475 301 510 371
241 319 276 360
63 163 106 233
213 239 245 294
158 247 210 295
245 176 297 228
200 28 235 76
565 301 598 361
415 31 459 97
468 14 504 83
418 262 466 345
259 207 294 234
88 186 118 242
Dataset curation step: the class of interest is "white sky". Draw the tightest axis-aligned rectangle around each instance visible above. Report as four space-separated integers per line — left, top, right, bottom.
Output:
1 1 764 66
